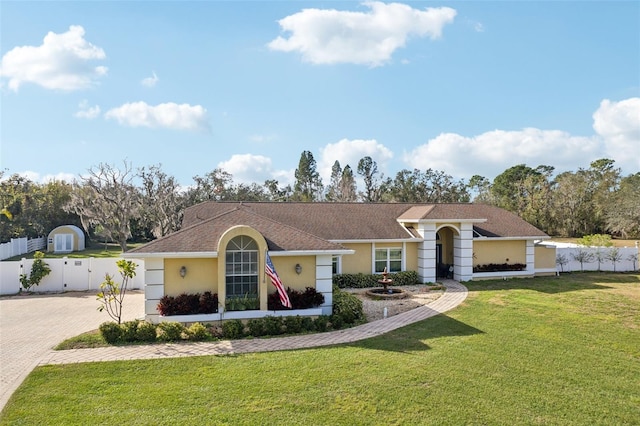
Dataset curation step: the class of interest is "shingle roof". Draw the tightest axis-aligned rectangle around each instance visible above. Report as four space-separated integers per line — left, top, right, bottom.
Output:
127 206 347 254
130 202 548 255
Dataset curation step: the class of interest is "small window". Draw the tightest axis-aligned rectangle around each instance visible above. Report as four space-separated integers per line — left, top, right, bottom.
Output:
375 248 402 273
332 256 341 274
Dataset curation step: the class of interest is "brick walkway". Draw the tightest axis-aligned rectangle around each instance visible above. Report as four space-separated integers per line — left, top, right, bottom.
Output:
1 281 467 411
39 280 468 365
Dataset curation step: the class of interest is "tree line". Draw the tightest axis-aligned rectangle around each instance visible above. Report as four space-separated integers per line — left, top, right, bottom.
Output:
1 153 638 249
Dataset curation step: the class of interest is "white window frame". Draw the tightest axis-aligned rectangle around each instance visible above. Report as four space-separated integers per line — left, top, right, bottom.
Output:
373 247 403 273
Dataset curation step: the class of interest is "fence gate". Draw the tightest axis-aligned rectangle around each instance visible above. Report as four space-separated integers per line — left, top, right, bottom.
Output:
62 258 91 291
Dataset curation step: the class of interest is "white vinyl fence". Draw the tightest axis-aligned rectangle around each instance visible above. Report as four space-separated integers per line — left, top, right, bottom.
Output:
0 237 46 261
0 257 144 295
555 246 639 273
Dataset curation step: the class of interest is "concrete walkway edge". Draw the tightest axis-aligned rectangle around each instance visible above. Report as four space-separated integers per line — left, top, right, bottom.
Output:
39 280 468 366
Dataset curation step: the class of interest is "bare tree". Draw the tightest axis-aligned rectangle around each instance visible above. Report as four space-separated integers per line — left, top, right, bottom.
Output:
556 253 569 273
606 248 624 272
138 164 184 238
66 161 140 251
571 249 595 272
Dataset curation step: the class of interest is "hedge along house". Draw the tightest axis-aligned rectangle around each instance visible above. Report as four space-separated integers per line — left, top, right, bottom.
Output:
125 202 555 324
47 225 85 253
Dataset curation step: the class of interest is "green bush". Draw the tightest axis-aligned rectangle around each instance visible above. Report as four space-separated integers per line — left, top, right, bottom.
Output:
222 319 245 339
262 316 284 336
136 321 157 342
157 321 185 342
246 318 267 337
284 316 304 334
121 320 140 342
333 270 419 288
314 315 330 332
99 321 123 344
391 270 419 286
300 316 315 332
332 287 365 326
186 322 211 341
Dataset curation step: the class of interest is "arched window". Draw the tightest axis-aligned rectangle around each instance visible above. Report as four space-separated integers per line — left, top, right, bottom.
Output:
225 236 259 300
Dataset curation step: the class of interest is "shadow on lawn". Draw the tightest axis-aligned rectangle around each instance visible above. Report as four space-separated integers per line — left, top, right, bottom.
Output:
463 272 640 294
353 314 483 353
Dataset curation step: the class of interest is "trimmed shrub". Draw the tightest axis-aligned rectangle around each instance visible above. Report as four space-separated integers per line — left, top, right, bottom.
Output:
263 316 285 336
473 263 527 273
158 292 219 316
284 315 304 334
199 291 219 314
390 270 419 286
333 271 420 288
300 316 315 332
246 318 267 337
99 321 123 344
333 273 378 289
268 286 325 310
186 322 211 341
222 319 245 339
313 315 330 332
121 319 140 342
332 287 365 326
136 321 157 342
157 321 185 342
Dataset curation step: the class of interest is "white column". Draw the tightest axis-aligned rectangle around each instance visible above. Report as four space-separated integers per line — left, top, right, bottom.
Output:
417 223 437 283
526 240 535 273
144 258 165 323
316 255 333 315
454 223 474 282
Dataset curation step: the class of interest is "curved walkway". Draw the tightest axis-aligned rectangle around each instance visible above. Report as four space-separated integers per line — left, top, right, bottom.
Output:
1 281 467 411
40 280 468 365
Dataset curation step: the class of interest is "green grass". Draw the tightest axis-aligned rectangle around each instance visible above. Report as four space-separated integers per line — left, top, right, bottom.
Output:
2 273 638 425
53 330 106 350
5 242 144 261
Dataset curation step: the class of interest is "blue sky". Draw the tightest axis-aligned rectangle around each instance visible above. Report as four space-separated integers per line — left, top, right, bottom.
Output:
1 1 638 188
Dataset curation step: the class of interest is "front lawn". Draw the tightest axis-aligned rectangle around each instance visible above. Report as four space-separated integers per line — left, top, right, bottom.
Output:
1 273 638 425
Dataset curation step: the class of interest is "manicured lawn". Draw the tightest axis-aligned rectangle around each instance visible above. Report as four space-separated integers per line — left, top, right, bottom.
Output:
5 242 144 261
2 273 638 425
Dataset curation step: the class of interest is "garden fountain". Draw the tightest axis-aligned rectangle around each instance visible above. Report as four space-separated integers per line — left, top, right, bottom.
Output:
365 268 408 300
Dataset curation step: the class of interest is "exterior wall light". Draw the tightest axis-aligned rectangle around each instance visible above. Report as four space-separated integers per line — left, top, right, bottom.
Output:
180 266 187 278
295 263 302 274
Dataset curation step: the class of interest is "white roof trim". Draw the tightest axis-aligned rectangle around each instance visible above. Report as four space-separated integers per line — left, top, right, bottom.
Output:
268 249 354 256
331 238 422 244
473 236 550 241
122 251 219 259
124 249 355 259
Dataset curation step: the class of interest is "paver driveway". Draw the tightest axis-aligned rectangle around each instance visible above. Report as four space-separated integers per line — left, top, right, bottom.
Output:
0 290 144 410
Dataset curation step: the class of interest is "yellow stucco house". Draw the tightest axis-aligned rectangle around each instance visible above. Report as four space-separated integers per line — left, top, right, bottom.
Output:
125 202 555 323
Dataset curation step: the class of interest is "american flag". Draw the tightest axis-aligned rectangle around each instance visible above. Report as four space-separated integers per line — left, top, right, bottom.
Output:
265 252 292 308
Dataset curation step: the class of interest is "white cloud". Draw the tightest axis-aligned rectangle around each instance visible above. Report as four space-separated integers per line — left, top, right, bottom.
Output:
217 154 291 185
12 171 77 184
593 97 640 171
0 25 107 91
74 99 101 119
404 129 599 180
104 101 209 131
141 71 159 87
268 2 456 66
404 97 640 180
318 138 394 182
